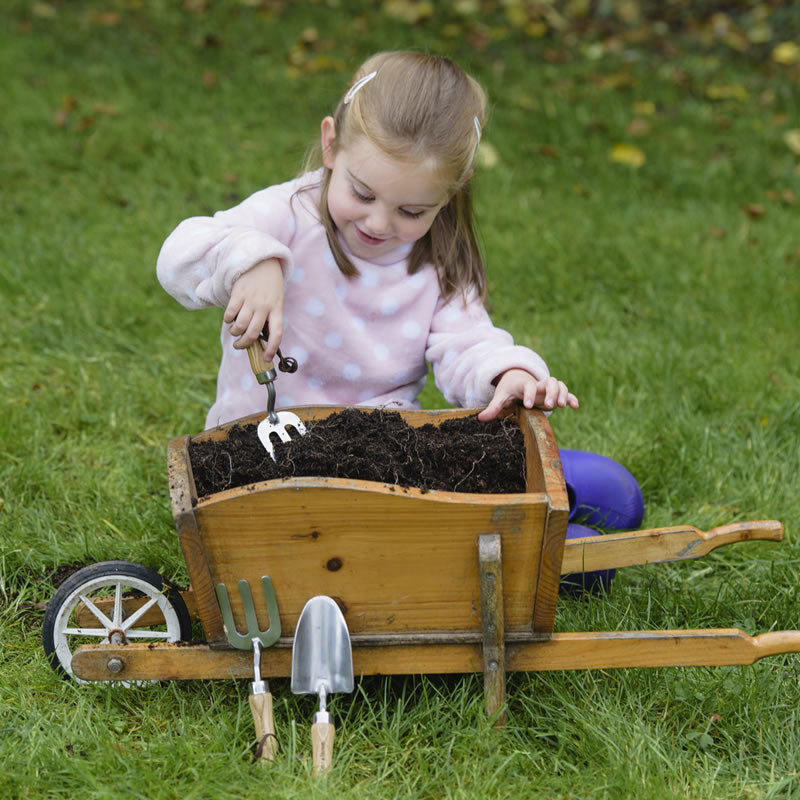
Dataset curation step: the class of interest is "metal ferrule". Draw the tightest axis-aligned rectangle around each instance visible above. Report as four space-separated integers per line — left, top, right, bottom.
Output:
255 367 277 386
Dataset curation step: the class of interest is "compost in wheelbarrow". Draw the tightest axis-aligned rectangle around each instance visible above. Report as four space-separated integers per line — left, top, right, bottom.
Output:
188 407 527 497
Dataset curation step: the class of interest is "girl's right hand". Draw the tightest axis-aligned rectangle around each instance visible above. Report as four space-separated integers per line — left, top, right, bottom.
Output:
224 259 284 359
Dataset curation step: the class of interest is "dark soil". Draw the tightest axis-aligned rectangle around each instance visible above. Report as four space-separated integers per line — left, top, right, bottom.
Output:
189 408 526 498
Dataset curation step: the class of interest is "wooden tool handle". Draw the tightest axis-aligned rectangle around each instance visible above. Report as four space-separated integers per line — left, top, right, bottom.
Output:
246 342 274 377
311 722 335 776
249 692 277 762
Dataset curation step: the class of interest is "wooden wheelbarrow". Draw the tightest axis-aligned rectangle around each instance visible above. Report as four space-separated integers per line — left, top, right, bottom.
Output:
49 406 797 725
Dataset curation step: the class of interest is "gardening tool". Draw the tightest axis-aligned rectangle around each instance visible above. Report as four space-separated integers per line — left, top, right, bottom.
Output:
249 638 278 762
215 578 281 762
291 596 354 776
215 577 281 650
246 331 306 460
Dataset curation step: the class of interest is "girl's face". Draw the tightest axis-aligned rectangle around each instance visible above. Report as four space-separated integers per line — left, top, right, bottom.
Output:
321 117 451 261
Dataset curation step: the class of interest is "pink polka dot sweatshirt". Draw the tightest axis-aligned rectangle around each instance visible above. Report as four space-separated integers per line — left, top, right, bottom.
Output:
157 171 550 429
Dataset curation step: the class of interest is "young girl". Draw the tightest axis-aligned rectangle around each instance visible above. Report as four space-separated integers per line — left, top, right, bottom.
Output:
157 51 579 430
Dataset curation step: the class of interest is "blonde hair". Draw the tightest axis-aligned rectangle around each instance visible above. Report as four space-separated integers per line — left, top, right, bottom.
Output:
304 51 488 302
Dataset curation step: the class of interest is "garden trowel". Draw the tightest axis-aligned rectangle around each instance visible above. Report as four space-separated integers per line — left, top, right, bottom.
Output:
290 596 354 776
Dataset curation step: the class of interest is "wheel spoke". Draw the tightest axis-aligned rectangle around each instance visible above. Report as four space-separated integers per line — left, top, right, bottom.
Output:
63 627 115 638
112 582 124 627
120 596 159 630
124 629 173 640
79 595 114 629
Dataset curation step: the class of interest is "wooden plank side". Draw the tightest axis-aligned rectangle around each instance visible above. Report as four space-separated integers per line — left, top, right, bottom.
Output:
166 437 226 642
521 409 569 634
194 482 548 637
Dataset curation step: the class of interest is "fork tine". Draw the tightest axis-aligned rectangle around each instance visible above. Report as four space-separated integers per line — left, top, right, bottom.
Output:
274 426 293 443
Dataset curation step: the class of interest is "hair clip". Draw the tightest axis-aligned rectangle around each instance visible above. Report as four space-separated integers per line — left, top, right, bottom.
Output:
344 71 377 105
473 116 481 145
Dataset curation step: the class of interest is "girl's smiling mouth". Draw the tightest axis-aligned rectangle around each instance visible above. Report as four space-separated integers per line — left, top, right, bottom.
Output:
355 227 387 246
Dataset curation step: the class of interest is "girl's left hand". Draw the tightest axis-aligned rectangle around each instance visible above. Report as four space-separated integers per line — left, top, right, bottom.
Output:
478 369 579 422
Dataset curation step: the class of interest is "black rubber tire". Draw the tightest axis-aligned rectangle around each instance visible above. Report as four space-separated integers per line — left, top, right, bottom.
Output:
42 560 192 682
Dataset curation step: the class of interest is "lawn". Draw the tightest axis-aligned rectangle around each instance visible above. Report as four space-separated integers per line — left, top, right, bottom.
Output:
1 1 799 798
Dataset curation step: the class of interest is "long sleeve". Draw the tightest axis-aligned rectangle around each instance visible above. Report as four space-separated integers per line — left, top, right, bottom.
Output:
156 177 309 310
426 290 550 409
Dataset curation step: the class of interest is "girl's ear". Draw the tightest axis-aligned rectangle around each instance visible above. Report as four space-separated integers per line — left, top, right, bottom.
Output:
320 116 337 169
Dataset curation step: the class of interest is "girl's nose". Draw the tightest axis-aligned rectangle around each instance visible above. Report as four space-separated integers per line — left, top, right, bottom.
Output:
364 206 391 236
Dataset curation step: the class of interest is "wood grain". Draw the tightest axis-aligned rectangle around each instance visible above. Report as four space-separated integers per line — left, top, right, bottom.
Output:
71 628 800 681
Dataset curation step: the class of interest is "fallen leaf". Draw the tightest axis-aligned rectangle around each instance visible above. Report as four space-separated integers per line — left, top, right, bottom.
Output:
202 70 218 88
627 118 650 136
708 227 726 239
538 144 559 158
747 23 772 45
769 372 786 388
772 41 800 65
92 103 119 116
781 189 797 206
382 0 434 24
88 10 121 26
610 143 645 168
452 0 479 14
783 129 800 156
705 85 748 101
595 72 635 90
742 203 765 219
632 100 656 115
32 2 57 17
525 21 547 38
54 95 77 127
183 0 208 12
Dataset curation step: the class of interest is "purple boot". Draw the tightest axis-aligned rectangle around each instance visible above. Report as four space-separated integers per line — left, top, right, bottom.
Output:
558 450 645 596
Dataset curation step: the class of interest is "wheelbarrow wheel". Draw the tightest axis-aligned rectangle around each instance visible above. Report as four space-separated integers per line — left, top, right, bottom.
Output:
42 560 192 685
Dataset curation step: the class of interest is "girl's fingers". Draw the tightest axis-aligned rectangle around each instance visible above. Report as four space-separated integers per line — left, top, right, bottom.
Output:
477 399 501 422
223 296 243 326
261 312 283 361
568 392 579 409
229 311 253 344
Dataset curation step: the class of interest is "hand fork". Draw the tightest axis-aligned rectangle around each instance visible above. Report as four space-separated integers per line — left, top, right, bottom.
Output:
215 576 281 649
246 341 306 461
215 577 281 762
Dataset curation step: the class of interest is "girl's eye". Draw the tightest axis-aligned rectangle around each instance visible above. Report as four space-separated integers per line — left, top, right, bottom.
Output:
351 185 373 202
400 209 424 219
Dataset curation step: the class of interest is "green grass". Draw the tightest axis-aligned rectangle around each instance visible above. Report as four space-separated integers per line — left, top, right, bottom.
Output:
1 2 799 797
